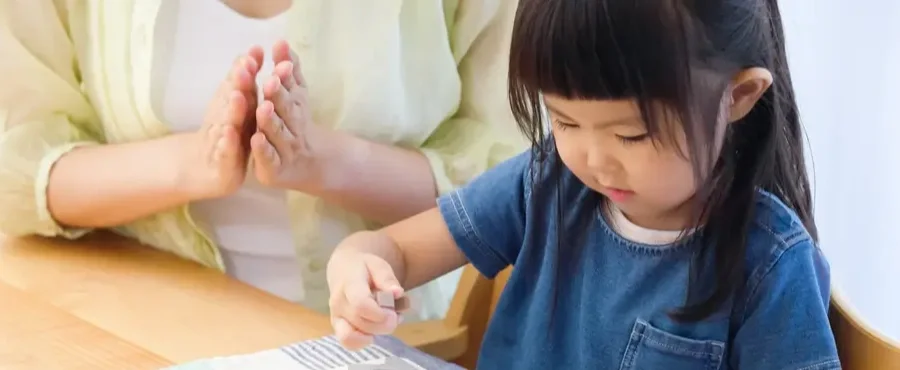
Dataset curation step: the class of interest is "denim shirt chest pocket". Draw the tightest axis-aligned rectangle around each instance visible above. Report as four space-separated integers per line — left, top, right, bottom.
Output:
619 319 725 370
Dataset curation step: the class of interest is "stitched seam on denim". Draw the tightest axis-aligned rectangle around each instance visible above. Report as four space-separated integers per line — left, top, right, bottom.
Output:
451 191 507 270
637 333 723 360
738 236 812 323
620 323 644 369
797 358 842 370
753 191 810 246
756 220 808 248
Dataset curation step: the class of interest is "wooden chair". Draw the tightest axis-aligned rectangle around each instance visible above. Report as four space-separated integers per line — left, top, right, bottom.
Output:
830 291 900 369
394 265 509 369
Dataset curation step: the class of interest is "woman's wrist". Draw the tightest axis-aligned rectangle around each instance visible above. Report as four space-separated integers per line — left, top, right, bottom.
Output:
291 127 367 195
167 132 221 202
272 125 437 225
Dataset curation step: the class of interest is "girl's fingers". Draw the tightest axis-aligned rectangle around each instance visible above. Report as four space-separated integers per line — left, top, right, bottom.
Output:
343 280 389 324
365 258 404 295
332 317 373 351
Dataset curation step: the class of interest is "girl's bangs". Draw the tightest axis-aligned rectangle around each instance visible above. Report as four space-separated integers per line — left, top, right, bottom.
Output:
509 0 693 102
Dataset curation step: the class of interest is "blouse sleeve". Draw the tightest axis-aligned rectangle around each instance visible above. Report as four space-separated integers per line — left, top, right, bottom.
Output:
0 0 104 238
419 0 527 195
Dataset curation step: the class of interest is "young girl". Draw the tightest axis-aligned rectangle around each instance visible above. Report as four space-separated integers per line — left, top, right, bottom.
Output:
325 0 841 368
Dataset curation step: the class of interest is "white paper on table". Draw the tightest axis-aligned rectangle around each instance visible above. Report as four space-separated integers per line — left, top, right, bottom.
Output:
164 336 425 370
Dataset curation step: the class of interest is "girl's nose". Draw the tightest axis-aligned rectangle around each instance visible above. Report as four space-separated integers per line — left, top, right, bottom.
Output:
586 145 617 173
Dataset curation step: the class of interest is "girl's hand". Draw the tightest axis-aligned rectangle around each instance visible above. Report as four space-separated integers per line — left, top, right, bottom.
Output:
181 47 263 200
251 40 339 191
327 250 409 350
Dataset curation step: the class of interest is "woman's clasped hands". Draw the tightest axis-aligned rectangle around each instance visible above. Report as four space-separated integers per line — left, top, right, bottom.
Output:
180 40 336 201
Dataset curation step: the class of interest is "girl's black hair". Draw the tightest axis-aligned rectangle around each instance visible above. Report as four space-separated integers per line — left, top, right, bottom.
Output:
508 0 816 321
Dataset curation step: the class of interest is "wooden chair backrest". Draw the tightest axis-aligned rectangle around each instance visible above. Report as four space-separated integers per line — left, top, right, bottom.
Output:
416 265 509 369
395 264 497 369
830 291 900 369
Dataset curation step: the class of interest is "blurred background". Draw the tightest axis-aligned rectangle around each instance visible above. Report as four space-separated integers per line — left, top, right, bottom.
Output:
783 0 900 345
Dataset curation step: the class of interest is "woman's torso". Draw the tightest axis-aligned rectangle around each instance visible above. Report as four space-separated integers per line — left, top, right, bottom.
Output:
155 0 303 302
73 0 466 316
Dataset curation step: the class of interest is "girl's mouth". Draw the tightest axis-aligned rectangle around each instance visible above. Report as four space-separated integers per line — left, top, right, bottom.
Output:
605 188 634 202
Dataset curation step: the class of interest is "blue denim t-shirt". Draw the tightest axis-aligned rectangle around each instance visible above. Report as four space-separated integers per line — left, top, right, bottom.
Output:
436 150 840 370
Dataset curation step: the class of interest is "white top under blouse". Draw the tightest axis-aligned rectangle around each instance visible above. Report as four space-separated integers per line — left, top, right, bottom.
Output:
605 204 683 245
153 0 303 302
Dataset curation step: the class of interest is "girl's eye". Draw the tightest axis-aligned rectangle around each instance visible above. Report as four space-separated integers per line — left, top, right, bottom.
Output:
554 120 578 131
617 133 649 145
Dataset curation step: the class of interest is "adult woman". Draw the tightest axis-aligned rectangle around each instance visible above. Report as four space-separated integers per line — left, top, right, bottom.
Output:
0 0 523 319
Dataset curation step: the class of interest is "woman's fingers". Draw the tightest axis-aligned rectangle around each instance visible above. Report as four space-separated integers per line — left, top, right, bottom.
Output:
207 91 246 162
246 45 265 73
250 131 280 178
228 58 255 99
263 75 301 136
214 124 240 165
272 40 305 87
256 100 293 157
274 61 298 90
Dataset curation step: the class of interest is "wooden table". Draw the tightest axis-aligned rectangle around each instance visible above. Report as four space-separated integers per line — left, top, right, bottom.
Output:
0 232 334 369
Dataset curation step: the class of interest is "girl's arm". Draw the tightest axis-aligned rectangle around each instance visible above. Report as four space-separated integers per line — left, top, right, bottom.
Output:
332 208 467 290
330 148 535 293
328 148 532 350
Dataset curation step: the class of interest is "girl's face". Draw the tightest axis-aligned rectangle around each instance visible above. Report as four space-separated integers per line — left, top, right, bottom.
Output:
543 70 772 231
544 94 700 231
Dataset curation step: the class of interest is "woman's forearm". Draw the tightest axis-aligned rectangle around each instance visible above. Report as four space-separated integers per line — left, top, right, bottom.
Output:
312 132 438 226
47 134 197 228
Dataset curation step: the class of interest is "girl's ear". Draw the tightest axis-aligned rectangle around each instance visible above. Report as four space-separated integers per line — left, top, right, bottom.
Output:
725 67 773 123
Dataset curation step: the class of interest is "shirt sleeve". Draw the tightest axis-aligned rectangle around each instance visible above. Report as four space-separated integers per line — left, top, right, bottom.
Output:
0 1 103 238
436 150 531 279
418 0 528 195
730 240 841 370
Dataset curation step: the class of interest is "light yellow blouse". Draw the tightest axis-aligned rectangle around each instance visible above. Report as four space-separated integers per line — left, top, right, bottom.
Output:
0 0 525 316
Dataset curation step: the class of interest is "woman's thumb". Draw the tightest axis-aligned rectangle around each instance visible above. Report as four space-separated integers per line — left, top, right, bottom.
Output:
365 257 403 295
